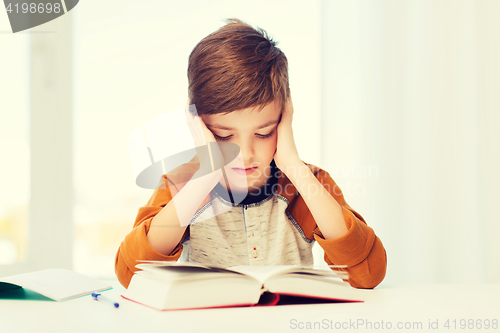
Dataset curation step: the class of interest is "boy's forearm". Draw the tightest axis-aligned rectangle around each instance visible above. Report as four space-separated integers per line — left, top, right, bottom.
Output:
283 160 348 240
147 169 222 256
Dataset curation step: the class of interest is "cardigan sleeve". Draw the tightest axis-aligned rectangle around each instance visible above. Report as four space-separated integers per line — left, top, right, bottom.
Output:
114 175 187 289
312 170 387 289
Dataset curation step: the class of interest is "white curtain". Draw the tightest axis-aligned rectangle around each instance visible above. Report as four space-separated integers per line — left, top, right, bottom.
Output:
321 0 500 284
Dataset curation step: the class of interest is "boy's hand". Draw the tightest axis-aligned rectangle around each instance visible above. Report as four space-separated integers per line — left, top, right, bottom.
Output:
185 103 225 175
274 95 301 172
185 104 217 148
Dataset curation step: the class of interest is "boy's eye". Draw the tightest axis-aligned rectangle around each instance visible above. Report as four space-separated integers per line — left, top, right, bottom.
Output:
213 134 232 141
256 130 275 139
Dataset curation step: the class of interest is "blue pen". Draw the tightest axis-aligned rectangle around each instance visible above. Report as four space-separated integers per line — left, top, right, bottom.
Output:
91 292 120 308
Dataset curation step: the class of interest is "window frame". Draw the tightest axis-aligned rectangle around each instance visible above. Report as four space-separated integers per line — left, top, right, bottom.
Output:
0 14 74 276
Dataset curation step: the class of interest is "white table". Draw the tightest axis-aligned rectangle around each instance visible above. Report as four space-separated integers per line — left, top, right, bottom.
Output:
1 281 499 333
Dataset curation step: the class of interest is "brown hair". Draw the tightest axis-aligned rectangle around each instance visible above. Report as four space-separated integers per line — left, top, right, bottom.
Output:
187 18 290 116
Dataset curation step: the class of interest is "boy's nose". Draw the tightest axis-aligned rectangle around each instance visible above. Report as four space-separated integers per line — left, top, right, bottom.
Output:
237 140 254 161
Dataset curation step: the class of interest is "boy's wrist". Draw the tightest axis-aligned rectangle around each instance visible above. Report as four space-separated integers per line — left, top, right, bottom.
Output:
277 158 305 180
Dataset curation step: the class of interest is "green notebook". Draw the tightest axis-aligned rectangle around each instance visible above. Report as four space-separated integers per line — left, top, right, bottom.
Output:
0 268 112 301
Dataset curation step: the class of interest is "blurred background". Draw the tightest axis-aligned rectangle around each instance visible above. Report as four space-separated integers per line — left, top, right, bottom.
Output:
1 0 499 285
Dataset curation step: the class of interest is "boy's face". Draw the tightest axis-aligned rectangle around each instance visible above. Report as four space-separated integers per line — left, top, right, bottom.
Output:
202 100 282 195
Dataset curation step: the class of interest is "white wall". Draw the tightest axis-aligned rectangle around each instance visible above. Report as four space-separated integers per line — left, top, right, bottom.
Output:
321 0 500 284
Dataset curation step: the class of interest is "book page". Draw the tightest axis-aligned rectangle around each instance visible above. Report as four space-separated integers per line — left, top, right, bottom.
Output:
135 262 348 284
136 260 241 274
228 265 299 284
289 266 349 280
228 265 349 283
135 262 247 282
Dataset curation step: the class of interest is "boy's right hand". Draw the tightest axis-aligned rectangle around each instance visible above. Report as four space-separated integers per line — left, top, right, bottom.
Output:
184 103 225 175
185 103 216 147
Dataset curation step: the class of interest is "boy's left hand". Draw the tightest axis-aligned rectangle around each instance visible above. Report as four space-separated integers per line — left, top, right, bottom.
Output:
274 95 301 171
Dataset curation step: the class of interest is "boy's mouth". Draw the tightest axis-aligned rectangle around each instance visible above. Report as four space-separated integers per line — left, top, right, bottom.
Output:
232 167 257 175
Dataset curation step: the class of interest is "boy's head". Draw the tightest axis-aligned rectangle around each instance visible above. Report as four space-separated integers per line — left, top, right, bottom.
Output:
187 18 290 194
187 18 290 116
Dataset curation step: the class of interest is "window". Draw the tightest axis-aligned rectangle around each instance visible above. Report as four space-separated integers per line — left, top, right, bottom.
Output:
0 11 73 276
0 29 30 268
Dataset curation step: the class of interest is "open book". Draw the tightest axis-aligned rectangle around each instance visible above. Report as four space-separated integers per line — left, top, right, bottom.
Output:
122 261 366 311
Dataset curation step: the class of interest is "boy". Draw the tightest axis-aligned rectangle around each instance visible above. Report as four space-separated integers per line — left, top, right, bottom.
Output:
115 18 386 289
